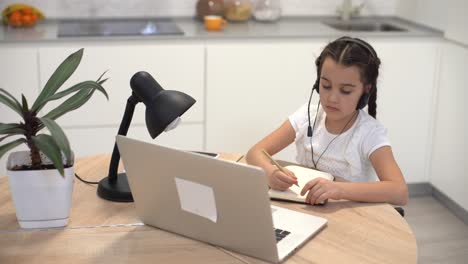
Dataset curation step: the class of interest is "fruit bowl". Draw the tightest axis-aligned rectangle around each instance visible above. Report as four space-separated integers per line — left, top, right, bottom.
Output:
2 4 45 28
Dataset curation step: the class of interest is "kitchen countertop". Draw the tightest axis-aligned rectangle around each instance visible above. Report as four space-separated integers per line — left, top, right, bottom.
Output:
0 16 443 44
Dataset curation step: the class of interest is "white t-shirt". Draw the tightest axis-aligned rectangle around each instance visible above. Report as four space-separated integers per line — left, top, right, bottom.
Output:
288 103 390 182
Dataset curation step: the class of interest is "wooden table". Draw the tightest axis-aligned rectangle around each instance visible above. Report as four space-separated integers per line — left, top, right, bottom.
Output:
0 154 417 264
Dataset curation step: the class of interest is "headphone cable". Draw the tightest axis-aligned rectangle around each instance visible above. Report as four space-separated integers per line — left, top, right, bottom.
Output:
309 102 321 168
307 87 314 137
310 108 358 169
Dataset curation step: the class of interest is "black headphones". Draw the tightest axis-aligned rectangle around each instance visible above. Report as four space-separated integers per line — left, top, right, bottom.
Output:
307 37 377 147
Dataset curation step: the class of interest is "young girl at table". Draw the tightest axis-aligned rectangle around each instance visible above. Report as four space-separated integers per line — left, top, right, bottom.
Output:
246 36 408 206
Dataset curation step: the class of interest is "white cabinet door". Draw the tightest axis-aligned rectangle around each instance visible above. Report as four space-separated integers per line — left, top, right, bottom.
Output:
0 47 39 177
0 48 39 122
430 42 468 210
206 40 327 161
371 38 441 183
64 124 204 160
39 43 204 126
38 43 205 159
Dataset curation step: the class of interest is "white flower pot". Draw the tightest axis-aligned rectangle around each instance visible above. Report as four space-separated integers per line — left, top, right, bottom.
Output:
6 151 74 229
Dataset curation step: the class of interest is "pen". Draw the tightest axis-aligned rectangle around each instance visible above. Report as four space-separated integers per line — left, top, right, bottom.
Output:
235 155 244 162
261 149 299 187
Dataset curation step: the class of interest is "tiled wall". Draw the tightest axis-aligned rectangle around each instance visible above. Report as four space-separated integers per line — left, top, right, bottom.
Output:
0 0 398 19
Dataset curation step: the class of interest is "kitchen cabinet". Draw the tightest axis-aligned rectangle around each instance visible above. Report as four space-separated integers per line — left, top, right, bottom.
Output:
430 42 468 210
397 0 468 209
205 38 440 183
206 40 326 160
0 37 441 184
64 123 204 160
430 0 468 211
371 38 441 183
0 47 40 176
39 43 204 125
0 48 40 122
38 43 205 160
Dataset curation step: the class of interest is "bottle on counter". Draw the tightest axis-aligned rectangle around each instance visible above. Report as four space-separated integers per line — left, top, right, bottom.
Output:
224 0 252 22
196 0 225 21
253 0 281 22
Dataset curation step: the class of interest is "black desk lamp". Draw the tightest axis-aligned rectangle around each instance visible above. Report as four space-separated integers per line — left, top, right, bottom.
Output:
97 71 196 202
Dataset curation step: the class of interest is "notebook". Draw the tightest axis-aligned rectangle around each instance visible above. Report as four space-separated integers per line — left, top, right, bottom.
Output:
115 135 327 263
269 165 334 203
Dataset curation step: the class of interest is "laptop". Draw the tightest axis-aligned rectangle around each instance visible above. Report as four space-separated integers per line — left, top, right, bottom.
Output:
116 135 327 263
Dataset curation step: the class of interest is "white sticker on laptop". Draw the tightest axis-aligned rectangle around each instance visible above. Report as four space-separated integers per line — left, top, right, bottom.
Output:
175 177 217 223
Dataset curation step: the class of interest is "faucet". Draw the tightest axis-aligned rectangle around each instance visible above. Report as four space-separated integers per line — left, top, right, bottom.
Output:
336 0 364 21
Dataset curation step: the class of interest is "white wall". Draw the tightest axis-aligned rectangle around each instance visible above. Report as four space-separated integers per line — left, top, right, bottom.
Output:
396 0 447 31
0 0 398 19
444 0 468 45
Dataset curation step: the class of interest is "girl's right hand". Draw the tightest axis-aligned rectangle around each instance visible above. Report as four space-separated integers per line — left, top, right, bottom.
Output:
267 167 298 191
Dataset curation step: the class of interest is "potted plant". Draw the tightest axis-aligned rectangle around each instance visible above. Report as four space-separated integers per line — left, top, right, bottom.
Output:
0 48 108 228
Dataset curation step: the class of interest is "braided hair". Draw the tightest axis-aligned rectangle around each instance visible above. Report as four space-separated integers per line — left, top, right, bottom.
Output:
314 36 381 118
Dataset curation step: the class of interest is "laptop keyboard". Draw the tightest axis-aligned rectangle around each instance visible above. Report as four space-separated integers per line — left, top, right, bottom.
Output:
275 228 291 242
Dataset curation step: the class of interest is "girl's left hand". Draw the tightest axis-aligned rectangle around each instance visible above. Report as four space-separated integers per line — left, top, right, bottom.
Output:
300 178 342 205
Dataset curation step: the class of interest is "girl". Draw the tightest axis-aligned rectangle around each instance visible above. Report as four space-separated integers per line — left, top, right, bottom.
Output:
246 36 408 206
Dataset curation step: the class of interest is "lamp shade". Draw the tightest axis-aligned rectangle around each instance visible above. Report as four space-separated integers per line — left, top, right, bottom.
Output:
146 90 195 138
130 71 196 138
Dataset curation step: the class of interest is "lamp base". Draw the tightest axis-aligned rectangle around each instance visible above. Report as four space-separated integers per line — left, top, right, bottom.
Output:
97 173 134 202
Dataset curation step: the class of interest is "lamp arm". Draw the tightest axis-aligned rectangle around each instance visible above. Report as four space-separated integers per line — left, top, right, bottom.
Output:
108 93 141 182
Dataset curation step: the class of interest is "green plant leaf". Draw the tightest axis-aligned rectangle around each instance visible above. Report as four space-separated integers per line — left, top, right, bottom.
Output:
89 81 108 100
0 93 23 116
43 88 94 121
21 94 29 112
46 80 109 102
96 70 108 83
31 48 84 113
32 134 65 176
0 138 26 161
0 123 25 135
0 135 10 143
0 88 22 112
0 134 21 143
39 117 71 163
98 78 109 85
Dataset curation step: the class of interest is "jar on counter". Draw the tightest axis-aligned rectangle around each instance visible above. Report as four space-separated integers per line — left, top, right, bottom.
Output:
253 0 281 22
196 0 225 21
224 0 252 22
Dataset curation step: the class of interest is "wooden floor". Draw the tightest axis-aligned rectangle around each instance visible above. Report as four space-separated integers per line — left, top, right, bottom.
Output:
405 196 468 264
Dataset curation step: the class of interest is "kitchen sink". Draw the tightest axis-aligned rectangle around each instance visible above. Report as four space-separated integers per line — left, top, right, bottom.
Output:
323 21 407 32
58 18 184 37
